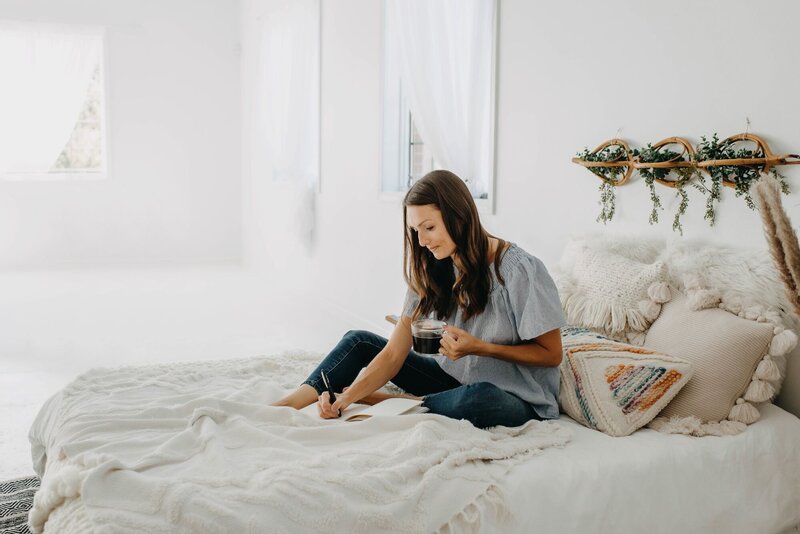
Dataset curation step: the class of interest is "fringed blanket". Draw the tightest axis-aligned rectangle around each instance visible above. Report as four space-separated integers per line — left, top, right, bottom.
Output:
29 352 570 533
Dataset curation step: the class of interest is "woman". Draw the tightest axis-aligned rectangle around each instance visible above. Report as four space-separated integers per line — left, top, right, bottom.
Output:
273 170 565 428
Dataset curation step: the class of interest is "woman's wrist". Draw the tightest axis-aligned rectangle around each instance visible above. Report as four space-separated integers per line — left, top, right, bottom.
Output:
337 389 356 406
474 339 492 357
472 337 560 367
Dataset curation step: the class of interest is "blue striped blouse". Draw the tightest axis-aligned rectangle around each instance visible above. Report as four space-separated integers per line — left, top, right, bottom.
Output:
402 243 565 419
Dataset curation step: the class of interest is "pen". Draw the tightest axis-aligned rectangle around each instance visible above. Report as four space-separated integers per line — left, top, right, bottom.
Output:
320 370 340 416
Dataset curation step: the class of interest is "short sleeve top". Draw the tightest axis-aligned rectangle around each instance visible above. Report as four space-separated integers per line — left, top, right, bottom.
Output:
401 243 565 419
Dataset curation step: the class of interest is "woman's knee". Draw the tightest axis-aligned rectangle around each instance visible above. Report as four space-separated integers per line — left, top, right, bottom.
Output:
423 382 502 414
335 330 387 365
461 382 507 405
424 382 533 428
341 330 383 345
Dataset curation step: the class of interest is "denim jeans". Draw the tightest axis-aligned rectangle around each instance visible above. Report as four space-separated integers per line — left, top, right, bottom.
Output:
302 330 542 429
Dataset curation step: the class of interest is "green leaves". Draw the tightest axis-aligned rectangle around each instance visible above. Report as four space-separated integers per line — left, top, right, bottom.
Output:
576 146 627 184
635 144 699 231
576 133 792 234
597 181 616 224
576 146 628 223
693 134 789 216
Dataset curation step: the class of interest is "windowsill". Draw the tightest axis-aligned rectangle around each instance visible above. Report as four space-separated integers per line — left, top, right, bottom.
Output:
378 190 494 214
0 171 108 182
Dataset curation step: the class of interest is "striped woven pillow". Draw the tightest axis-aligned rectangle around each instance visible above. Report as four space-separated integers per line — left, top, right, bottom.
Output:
559 327 694 437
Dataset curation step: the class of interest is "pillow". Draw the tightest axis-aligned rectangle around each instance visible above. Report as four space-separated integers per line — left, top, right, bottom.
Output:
558 247 671 340
559 327 694 437
644 290 797 436
557 234 663 272
666 244 799 397
665 240 799 333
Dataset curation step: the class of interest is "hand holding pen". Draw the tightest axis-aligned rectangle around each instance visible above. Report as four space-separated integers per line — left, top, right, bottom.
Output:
319 370 341 418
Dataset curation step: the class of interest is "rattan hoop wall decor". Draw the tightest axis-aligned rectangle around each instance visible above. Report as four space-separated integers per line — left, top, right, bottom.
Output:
573 133 800 233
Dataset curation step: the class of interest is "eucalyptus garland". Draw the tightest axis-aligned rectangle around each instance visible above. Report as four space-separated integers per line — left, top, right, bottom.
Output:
693 134 732 223
597 181 615 223
576 146 629 223
670 167 699 235
694 133 790 221
632 144 670 224
576 134 791 232
633 145 701 233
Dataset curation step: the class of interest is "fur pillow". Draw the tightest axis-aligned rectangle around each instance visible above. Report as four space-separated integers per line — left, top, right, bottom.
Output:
559 327 694 437
558 247 671 340
665 241 799 331
644 288 797 436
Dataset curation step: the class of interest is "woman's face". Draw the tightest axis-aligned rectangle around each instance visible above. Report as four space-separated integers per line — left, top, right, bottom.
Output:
406 204 456 260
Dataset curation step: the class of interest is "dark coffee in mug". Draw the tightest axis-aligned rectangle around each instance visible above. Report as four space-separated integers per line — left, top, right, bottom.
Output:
411 319 446 355
412 331 442 354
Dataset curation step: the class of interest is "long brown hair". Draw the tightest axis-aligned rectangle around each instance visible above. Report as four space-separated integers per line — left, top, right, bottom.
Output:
403 170 505 321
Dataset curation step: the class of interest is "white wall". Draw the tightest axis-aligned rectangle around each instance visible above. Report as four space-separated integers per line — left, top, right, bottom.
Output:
0 0 242 269
262 0 800 324
243 0 800 410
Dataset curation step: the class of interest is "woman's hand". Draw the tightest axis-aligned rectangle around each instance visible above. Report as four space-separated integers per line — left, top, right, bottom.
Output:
439 325 484 361
317 389 352 419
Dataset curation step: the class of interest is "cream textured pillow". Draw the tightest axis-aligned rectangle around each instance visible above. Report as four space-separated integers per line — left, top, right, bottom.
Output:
559 327 693 437
644 291 797 436
558 247 671 340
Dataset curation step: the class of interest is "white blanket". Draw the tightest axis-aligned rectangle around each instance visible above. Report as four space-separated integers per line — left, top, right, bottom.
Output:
28 353 570 533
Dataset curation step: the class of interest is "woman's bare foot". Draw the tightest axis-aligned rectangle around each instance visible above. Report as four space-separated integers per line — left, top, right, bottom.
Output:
271 384 318 409
272 384 421 408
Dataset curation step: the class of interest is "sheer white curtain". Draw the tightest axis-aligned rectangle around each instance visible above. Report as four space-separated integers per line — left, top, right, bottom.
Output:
255 0 320 249
0 22 102 174
386 0 495 197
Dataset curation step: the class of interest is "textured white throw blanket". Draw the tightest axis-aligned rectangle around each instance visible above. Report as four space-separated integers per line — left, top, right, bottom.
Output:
29 352 570 533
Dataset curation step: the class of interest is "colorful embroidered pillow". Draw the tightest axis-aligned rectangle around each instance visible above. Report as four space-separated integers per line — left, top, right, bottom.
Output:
644 290 797 436
559 327 694 437
557 247 671 341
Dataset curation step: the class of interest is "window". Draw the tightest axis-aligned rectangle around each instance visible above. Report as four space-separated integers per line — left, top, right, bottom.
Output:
0 22 107 179
381 0 497 210
52 64 105 173
408 112 437 187
381 71 449 196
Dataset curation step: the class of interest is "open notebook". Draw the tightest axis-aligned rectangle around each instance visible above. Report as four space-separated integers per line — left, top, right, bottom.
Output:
300 397 428 422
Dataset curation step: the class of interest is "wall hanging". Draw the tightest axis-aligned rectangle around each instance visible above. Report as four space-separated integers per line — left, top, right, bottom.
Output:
573 133 800 234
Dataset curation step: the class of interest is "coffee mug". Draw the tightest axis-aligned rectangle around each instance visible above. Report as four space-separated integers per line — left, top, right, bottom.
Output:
411 319 446 354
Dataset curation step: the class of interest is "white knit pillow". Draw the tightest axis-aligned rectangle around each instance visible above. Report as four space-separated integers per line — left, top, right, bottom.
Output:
558 247 671 338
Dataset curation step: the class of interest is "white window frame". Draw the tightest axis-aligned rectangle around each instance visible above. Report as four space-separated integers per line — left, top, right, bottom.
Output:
1 26 110 182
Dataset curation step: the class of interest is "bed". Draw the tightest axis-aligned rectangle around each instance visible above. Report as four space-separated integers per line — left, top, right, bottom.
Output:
27 347 800 533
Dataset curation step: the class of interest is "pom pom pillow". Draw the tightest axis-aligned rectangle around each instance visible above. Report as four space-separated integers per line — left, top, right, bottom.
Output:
558 247 671 343
644 289 797 436
559 327 694 437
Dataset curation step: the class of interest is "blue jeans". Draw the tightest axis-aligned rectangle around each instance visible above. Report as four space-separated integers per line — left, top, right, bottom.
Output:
302 330 542 429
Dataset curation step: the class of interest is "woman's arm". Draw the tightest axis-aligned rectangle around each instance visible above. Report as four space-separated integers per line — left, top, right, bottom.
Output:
323 316 415 415
440 326 562 367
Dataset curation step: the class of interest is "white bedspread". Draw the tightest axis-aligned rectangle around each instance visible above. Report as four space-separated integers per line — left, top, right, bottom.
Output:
27 353 570 533
469 402 800 533
28 351 800 533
